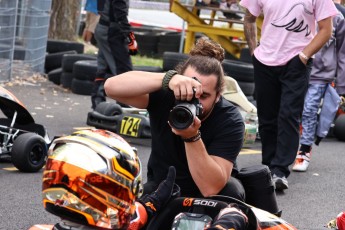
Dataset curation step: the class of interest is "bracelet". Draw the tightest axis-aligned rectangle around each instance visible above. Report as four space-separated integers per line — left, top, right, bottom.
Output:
299 52 309 61
162 70 178 90
182 130 201 143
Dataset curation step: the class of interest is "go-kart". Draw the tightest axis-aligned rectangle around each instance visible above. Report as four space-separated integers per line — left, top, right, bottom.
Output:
0 86 49 172
86 76 258 145
29 195 296 230
147 195 296 230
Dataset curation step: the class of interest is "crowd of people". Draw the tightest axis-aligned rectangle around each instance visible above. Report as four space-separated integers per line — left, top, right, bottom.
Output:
32 0 345 229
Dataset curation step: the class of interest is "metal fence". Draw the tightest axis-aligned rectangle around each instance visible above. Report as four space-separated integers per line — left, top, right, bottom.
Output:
0 0 18 82
12 0 52 80
8 0 51 81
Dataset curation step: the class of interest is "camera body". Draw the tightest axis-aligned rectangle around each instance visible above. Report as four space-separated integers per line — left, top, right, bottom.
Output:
168 96 203 130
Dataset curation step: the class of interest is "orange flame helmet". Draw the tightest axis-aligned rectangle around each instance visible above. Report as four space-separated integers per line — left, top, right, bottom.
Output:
42 129 143 229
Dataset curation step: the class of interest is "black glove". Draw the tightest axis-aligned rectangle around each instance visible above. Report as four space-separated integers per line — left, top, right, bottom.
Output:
209 203 248 230
138 166 180 219
126 32 138 55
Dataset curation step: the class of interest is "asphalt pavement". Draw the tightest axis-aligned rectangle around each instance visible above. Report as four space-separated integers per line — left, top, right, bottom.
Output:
0 74 344 230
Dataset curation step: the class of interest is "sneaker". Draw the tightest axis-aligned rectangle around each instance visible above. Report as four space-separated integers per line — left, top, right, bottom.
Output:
272 174 289 191
292 151 311 172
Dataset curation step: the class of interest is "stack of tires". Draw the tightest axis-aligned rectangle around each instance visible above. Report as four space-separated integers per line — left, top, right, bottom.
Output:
61 54 97 91
45 39 85 85
71 60 98 95
222 59 255 104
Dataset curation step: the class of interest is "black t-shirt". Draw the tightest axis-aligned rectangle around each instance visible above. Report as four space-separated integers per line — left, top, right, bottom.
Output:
147 89 244 196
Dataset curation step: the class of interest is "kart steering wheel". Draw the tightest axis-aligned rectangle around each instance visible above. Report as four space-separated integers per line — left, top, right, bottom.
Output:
146 195 258 230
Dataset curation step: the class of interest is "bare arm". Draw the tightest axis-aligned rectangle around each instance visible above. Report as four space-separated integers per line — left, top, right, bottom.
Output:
104 71 203 109
171 118 232 197
300 17 333 64
104 71 164 109
243 9 258 56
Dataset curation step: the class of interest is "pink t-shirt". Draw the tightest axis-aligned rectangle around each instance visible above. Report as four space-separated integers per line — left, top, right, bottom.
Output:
239 0 338 66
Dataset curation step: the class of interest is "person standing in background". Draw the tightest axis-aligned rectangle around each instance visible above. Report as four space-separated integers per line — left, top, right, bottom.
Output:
91 0 137 109
91 0 117 110
240 0 338 191
292 4 345 172
334 0 345 17
82 0 100 45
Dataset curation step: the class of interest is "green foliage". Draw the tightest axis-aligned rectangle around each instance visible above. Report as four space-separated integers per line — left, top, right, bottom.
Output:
131 55 163 67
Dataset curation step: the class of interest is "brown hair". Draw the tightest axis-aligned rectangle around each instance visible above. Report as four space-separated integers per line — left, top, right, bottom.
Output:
176 37 225 94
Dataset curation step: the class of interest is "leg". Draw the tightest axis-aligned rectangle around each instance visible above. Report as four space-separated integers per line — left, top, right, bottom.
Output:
300 84 327 147
218 177 245 202
252 55 282 167
107 28 133 75
271 55 312 177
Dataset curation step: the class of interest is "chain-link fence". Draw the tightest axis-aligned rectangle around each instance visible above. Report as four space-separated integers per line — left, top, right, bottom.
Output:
0 0 18 82
12 0 52 80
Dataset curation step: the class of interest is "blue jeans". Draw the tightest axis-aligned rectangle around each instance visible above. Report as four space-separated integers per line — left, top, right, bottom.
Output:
300 84 327 146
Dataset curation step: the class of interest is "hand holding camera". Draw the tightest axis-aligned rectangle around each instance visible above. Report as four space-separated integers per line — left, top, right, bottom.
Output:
168 77 203 131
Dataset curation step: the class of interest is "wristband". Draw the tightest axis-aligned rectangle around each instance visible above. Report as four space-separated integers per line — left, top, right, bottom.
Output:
162 70 178 90
299 52 309 61
182 130 201 143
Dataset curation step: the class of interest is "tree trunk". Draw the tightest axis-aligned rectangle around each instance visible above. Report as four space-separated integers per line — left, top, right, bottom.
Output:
48 0 82 41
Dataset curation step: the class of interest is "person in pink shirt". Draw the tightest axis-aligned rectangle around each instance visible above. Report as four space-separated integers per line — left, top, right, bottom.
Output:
239 0 338 191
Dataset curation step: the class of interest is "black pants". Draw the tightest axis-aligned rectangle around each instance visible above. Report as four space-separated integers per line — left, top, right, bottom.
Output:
107 26 133 76
143 176 246 202
252 55 313 178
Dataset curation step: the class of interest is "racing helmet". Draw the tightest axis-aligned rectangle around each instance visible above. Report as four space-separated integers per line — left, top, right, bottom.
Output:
42 129 142 229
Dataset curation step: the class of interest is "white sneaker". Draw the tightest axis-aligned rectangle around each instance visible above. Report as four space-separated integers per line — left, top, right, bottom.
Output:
272 174 289 191
292 151 311 172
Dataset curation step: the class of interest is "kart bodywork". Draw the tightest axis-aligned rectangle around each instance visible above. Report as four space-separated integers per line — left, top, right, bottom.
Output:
86 77 258 146
29 196 297 230
0 86 49 172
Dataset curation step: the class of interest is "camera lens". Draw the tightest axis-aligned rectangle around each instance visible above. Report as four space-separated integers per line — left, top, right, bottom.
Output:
169 105 194 130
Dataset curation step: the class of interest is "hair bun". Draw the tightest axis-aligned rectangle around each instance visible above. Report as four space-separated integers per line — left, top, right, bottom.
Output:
189 37 225 62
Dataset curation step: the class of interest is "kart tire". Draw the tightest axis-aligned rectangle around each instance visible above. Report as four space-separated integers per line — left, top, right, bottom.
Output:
333 114 345 141
73 60 98 81
62 53 97 72
71 78 94 95
47 67 62 85
60 72 74 89
46 39 84 54
95 102 123 116
11 132 47 172
222 59 254 82
162 52 189 71
45 50 77 73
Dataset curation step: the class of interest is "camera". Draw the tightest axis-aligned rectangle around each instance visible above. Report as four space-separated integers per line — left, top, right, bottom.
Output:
168 95 203 130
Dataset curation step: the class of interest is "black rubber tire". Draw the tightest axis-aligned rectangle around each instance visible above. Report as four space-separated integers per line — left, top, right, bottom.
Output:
222 59 254 82
71 78 94 95
237 81 255 96
162 51 189 71
46 39 84 54
62 53 97 72
133 65 163 72
135 32 161 57
11 132 47 172
60 72 74 89
73 60 98 81
333 114 345 141
47 67 62 85
239 48 253 64
45 50 77 73
95 102 123 116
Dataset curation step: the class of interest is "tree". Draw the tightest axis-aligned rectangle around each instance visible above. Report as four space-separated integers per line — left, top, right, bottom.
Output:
48 0 82 40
